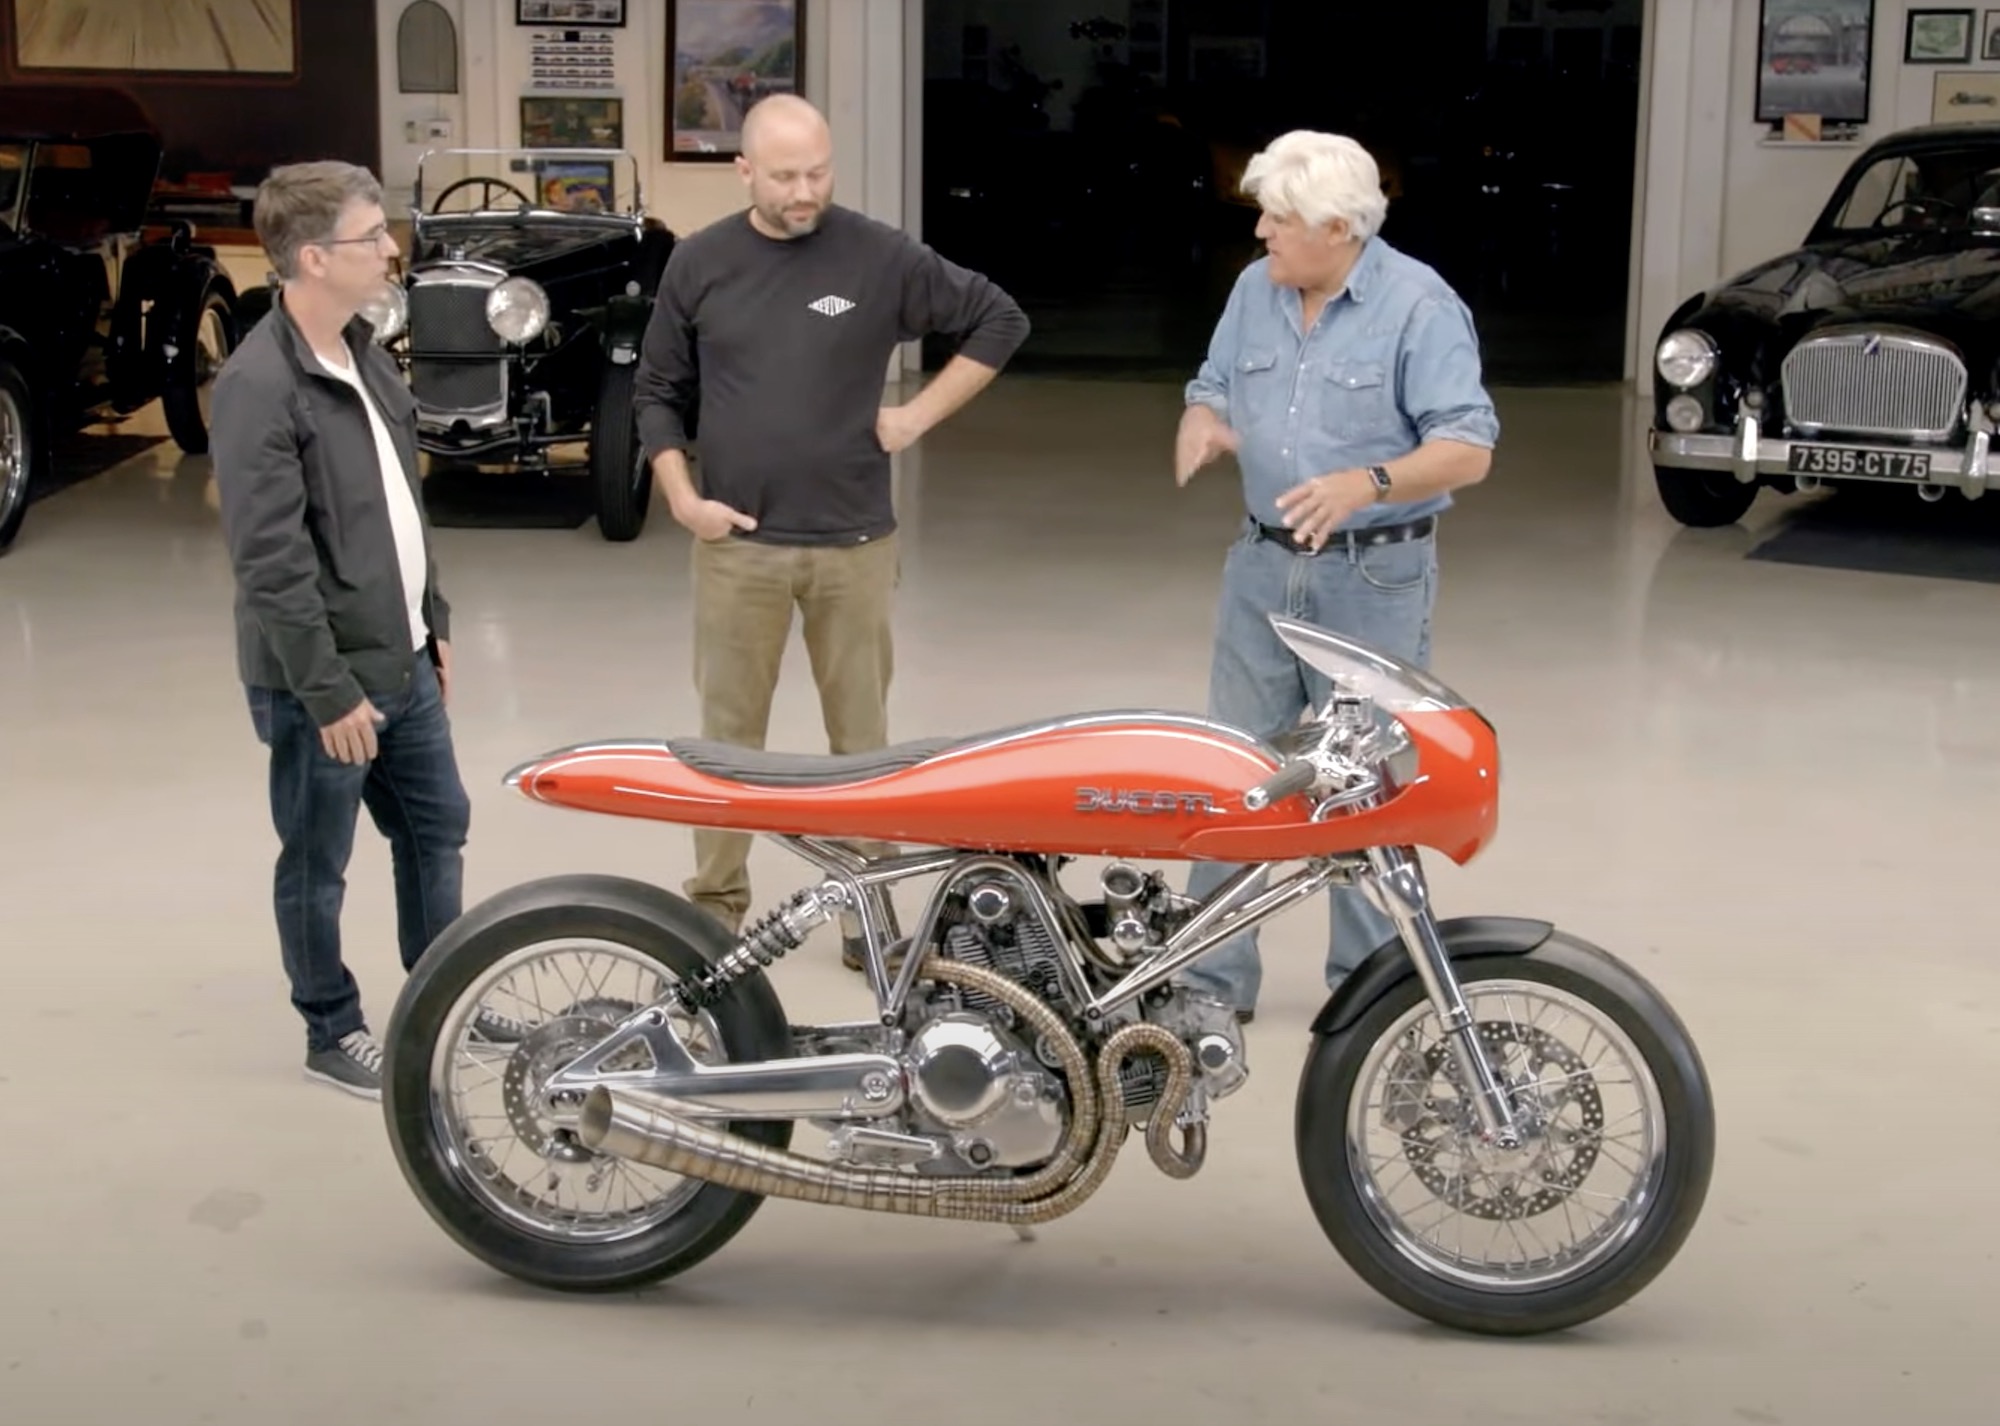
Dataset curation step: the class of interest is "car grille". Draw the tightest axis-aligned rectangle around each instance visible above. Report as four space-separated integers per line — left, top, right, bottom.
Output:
1780 332 1966 441
408 280 505 415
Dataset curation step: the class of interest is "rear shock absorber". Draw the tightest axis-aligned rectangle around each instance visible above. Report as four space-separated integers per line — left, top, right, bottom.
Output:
679 880 852 1009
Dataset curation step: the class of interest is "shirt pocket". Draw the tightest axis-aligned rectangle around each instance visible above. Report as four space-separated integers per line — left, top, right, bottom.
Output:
1228 348 1282 426
1320 358 1404 442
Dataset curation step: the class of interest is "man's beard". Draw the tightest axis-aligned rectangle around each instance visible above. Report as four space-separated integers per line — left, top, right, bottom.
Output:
761 201 824 237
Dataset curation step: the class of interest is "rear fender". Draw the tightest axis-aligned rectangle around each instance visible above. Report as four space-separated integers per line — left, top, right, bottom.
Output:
600 291 653 366
1308 915 1555 1036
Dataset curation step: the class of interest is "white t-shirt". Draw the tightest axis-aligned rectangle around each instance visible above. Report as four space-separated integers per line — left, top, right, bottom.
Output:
314 347 430 653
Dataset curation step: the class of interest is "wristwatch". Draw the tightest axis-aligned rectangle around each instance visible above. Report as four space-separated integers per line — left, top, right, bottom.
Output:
1366 464 1393 501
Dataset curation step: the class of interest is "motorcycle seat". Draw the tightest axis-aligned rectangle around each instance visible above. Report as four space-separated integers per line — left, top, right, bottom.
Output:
665 734 966 788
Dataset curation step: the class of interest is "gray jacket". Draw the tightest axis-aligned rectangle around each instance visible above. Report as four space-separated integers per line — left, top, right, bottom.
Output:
210 299 450 727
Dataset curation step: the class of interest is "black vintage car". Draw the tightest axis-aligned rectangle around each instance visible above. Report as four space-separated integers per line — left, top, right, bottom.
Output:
1649 122 2000 526
0 85 239 555
361 147 675 542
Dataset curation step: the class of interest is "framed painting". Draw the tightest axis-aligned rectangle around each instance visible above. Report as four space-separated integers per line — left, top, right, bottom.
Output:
11 0 300 76
520 95 623 149
516 0 625 26
666 0 803 160
1755 0 1874 125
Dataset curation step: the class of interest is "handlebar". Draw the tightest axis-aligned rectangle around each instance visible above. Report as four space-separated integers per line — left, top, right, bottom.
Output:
1241 759 1317 812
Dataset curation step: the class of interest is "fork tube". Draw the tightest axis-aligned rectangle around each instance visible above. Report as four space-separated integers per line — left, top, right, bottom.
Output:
1362 847 1521 1147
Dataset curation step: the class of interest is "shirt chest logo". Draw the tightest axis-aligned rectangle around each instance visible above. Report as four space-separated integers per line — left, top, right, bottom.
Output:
807 294 857 317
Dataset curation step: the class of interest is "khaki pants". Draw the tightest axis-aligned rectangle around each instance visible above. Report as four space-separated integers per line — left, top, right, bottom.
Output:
685 532 899 933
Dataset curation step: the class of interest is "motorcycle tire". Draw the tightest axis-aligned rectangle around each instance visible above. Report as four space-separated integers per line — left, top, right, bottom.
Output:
382 874 794 1293
1294 933 1714 1336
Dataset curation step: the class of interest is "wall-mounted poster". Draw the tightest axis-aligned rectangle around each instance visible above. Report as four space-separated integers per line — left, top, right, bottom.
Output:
667 0 803 160
520 95 623 149
12 0 299 75
528 27 616 89
1755 0 1874 126
516 0 623 26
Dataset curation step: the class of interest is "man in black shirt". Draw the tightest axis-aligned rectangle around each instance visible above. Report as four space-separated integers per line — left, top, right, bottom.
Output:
633 94 1029 952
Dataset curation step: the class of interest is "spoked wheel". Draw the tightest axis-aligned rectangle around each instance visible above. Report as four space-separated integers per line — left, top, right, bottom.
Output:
381 875 793 1291
1295 938 1713 1335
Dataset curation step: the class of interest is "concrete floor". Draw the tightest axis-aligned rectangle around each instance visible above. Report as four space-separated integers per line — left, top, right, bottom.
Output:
1 378 1993 1424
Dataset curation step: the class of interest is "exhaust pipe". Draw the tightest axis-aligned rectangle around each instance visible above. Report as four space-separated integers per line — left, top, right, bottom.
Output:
575 1013 1202 1221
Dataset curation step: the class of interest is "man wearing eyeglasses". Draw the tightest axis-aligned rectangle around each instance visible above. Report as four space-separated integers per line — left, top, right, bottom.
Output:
209 160 497 1100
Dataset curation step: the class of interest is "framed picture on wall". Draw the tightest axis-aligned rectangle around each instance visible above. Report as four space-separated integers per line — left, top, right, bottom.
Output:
1982 8 2000 59
1906 9 1975 62
521 95 624 149
1932 68 2000 120
666 0 804 160
1755 0 1874 126
517 0 626 26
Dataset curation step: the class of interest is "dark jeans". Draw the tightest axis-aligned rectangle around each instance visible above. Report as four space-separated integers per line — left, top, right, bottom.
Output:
247 653 471 1052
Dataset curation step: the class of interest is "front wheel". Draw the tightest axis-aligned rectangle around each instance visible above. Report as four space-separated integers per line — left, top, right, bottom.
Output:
1654 465 1759 527
380 874 793 1292
589 358 648 542
1295 934 1714 1335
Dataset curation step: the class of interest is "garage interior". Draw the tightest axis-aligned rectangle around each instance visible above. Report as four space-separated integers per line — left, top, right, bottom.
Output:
2 1 1993 1422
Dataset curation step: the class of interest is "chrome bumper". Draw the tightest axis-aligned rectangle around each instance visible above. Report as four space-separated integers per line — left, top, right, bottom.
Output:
1649 413 1993 498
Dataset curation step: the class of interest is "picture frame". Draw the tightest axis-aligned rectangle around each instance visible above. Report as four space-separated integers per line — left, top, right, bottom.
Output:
1932 67 2000 121
537 158 616 212
1755 0 1874 126
516 0 625 27
520 95 624 149
666 0 804 160
1982 8 2000 59
1906 9 1974 62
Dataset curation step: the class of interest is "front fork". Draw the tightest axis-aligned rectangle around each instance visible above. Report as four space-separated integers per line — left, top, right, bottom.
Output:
1358 847 1524 1149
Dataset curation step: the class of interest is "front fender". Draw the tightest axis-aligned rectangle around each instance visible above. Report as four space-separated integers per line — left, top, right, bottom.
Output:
599 292 653 365
1308 915 1555 1036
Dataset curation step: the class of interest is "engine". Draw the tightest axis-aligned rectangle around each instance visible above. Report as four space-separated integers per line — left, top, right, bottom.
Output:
822 862 1248 1175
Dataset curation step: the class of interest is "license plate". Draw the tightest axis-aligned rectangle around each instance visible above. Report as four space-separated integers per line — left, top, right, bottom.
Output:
1785 444 1932 479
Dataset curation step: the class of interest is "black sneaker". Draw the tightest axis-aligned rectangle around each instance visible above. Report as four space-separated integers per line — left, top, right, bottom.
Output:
304 1029 384 1099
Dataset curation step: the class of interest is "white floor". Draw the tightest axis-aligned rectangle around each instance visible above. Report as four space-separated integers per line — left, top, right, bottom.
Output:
1 378 1992 1424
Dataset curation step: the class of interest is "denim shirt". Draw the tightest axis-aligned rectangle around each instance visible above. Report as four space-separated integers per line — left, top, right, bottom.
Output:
1186 238 1499 531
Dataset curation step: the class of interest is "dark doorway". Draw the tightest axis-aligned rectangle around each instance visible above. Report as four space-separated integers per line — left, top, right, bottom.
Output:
919 0 1643 386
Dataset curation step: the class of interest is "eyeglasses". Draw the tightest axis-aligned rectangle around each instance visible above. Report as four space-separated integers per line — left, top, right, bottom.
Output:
313 222 391 248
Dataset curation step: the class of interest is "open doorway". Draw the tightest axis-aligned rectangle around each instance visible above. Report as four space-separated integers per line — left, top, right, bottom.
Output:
918 0 1644 386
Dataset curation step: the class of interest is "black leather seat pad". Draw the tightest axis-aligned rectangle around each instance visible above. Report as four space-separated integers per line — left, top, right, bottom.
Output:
666 735 966 788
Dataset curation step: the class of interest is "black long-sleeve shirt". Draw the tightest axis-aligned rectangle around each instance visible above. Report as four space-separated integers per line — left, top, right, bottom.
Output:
632 204 1029 545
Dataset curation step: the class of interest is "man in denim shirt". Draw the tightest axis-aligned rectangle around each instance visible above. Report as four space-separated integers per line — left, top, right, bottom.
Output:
1175 131 1499 1023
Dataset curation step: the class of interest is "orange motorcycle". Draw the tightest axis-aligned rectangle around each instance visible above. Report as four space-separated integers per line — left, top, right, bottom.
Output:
381 615 1714 1335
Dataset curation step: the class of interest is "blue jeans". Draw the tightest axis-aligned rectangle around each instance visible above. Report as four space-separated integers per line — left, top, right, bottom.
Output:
247 654 471 1052
1179 520 1439 1013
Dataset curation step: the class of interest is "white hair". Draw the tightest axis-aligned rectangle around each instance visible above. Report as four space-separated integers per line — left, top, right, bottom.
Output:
1240 131 1388 241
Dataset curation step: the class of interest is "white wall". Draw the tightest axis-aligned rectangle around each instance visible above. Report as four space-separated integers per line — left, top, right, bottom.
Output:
1632 0 1988 391
374 0 906 242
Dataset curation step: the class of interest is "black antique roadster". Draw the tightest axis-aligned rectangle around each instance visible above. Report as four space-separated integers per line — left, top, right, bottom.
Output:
0 86 239 556
1649 123 2000 527
360 147 675 542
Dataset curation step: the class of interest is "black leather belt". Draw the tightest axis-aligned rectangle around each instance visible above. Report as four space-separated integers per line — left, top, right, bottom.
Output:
1251 514 1435 555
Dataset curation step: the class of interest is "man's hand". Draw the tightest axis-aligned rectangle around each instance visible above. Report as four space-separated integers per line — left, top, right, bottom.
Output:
1175 405 1239 486
435 638 453 707
321 697 386 765
876 404 926 455
1275 468 1378 551
671 495 759 542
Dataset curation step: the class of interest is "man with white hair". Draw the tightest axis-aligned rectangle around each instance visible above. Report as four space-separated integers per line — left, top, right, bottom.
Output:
1173 130 1499 1023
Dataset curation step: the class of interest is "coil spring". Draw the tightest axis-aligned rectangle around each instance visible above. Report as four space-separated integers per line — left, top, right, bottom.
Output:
680 883 840 1009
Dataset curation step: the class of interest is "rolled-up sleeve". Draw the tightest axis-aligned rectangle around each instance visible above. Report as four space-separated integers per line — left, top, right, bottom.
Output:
1399 292 1500 449
1185 271 1247 415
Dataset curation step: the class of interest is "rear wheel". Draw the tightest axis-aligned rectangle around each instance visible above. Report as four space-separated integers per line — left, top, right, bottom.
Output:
0 360 39 556
381 874 793 1292
1655 466 1759 527
163 285 236 455
1295 935 1714 1335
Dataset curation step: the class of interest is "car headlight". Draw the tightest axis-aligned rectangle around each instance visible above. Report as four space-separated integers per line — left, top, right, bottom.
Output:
1656 328 1718 389
486 277 549 344
358 282 407 343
